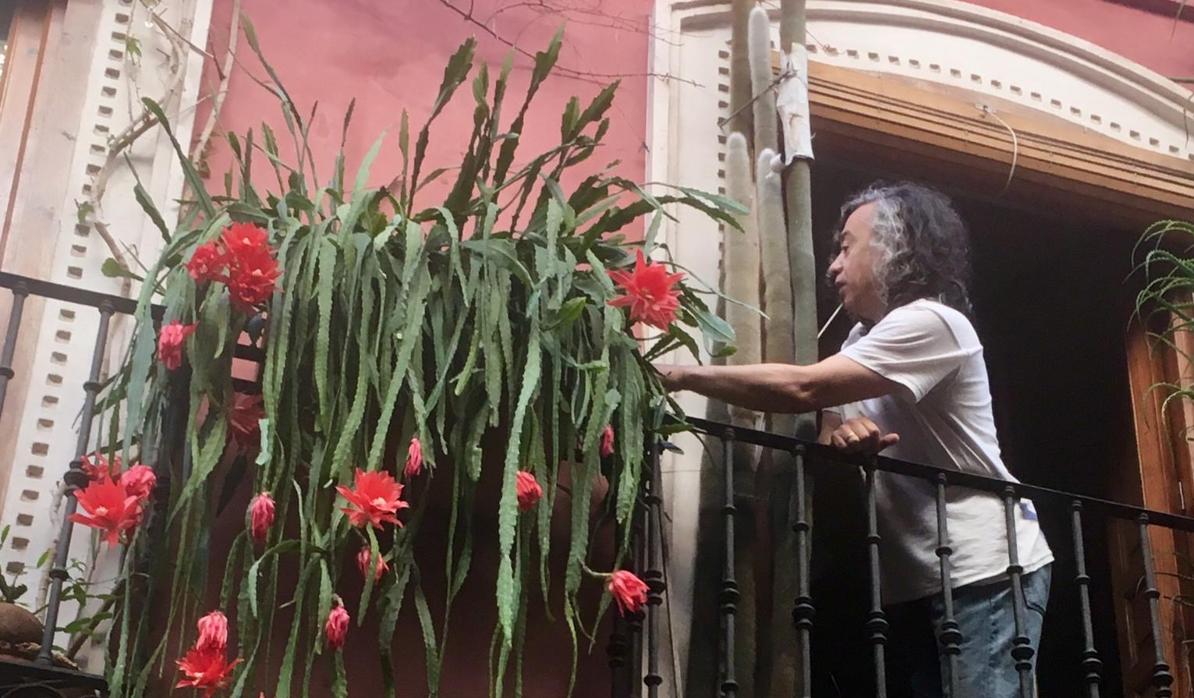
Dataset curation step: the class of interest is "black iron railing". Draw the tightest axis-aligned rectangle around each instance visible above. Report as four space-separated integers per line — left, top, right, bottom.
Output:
648 415 1188 698
0 266 1188 697
0 273 257 695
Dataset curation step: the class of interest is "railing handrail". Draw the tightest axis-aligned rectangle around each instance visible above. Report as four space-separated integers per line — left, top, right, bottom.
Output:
0 270 160 318
683 415 1194 533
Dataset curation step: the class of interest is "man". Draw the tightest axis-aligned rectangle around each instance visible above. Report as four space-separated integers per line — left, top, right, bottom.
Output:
659 182 1052 697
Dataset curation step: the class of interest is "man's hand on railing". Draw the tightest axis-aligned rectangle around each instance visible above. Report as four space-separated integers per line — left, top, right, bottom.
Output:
829 416 900 454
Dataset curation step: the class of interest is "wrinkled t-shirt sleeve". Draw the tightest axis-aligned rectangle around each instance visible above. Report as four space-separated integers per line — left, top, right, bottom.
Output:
838 306 977 403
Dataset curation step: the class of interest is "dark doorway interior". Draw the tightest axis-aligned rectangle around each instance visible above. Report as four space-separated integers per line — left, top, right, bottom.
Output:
806 159 1135 696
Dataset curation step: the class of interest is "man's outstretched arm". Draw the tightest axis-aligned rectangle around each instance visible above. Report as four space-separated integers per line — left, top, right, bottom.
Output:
659 355 902 413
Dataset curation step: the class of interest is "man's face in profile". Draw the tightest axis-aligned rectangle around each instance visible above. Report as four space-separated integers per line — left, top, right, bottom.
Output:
828 202 884 322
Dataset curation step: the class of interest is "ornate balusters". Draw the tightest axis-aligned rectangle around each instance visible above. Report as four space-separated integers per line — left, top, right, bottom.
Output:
642 440 666 696
1138 514 1174 697
720 431 739 697
38 303 114 664
1070 501 1102 697
792 445 813 698
864 465 889 698
934 475 962 696
1000 486 1034 698
0 282 28 419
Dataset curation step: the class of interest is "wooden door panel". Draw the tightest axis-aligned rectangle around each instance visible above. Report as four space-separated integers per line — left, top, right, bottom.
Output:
1115 318 1193 697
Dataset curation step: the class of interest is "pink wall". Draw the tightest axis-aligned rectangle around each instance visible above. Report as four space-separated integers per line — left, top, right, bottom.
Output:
967 0 1194 75
196 0 651 202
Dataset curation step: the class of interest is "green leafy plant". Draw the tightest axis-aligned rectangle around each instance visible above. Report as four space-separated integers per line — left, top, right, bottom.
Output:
89 24 742 697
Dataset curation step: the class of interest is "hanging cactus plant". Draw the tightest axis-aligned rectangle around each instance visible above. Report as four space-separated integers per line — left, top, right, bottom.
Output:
79 24 746 698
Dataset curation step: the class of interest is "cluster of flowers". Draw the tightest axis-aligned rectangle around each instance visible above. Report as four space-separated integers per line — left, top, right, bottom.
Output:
187 222 281 312
69 453 157 545
175 610 240 696
155 222 281 374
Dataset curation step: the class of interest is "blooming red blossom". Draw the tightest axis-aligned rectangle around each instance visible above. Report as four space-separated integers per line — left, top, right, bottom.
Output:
516 470 543 512
186 242 227 283
175 645 240 696
80 452 120 481
228 393 265 451
69 477 142 545
337 469 409 529
607 250 685 330
220 224 280 312
600 424 616 458
220 222 270 258
325 602 350 650
226 250 281 312
404 437 423 479
356 547 389 582
607 569 649 617
158 322 196 371
195 610 229 652
248 492 275 545
119 464 157 501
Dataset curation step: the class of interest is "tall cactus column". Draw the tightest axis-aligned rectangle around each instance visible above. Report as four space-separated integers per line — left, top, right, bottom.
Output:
771 0 820 694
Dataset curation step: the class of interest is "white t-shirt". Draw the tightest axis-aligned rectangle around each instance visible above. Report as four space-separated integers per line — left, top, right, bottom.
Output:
830 299 1053 604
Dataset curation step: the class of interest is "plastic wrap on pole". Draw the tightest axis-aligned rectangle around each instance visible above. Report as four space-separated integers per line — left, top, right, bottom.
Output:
748 7 779 155
777 47 814 164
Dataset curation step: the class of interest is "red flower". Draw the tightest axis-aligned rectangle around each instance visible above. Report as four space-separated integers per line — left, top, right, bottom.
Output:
80 452 120 481
195 610 228 652
228 393 265 451
220 222 270 258
404 437 423 479
69 478 142 545
607 250 685 330
337 469 409 529
248 492 275 545
600 424 616 458
516 471 543 512
158 322 196 371
175 645 240 696
226 252 280 312
325 602 350 650
187 242 227 283
607 569 649 617
356 547 389 582
119 464 156 501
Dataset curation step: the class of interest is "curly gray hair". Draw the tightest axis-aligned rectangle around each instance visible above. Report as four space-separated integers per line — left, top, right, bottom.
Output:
834 182 972 315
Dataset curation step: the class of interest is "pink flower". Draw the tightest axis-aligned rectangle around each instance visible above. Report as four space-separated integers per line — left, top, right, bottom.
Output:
195 610 228 652
516 470 543 512
228 393 265 452
248 492 275 545
600 424 616 458
607 569 649 617
356 547 389 582
337 469 409 530
325 602 350 650
158 322 196 371
175 645 240 696
186 242 227 283
404 437 423 479
220 222 270 259
608 250 685 329
69 478 143 546
119 464 156 502
226 248 280 312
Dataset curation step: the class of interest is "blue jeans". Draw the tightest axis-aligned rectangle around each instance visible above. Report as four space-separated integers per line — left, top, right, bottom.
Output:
887 564 1051 698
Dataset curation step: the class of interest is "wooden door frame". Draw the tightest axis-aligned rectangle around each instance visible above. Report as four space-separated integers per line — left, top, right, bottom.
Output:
804 62 1194 696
